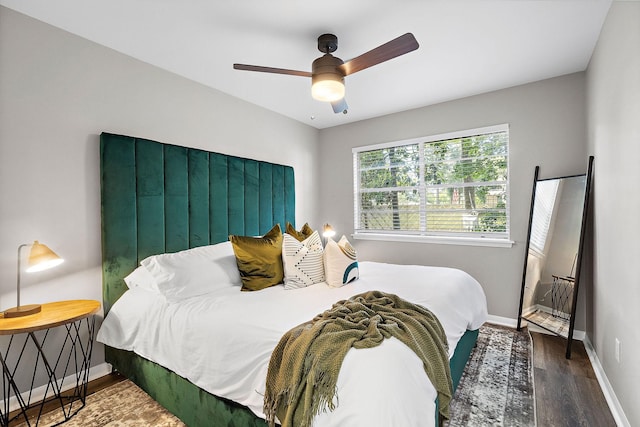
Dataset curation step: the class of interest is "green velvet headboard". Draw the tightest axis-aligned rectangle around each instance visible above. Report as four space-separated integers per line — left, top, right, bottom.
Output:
100 132 295 314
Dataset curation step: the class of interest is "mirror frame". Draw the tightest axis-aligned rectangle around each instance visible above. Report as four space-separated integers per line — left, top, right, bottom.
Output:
517 156 594 359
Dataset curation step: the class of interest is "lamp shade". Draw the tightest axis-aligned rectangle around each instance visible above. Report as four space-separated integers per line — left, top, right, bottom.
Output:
312 78 345 102
26 241 64 272
4 241 64 318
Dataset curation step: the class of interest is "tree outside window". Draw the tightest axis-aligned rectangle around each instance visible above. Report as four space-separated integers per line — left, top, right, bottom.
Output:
354 124 509 240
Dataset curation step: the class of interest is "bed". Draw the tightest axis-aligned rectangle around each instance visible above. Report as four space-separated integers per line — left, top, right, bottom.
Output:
97 133 487 427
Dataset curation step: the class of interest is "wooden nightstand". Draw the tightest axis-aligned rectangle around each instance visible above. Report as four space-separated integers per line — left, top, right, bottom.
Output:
0 300 100 427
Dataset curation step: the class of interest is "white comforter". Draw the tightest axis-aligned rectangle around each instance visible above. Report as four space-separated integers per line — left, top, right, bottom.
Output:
97 261 487 427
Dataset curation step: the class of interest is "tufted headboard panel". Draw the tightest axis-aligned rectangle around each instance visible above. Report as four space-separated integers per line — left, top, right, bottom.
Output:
100 133 295 314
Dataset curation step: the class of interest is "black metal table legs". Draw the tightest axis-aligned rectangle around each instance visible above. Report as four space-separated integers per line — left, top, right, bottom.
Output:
0 317 96 426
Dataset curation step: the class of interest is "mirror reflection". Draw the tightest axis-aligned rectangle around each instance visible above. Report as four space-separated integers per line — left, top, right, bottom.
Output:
520 175 586 338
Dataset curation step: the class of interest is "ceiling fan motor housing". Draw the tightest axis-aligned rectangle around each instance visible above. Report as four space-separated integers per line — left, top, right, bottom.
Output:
317 33 338 53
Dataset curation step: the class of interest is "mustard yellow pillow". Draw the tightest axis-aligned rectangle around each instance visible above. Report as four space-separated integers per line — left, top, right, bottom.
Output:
230 224 284 291
285 222 314 242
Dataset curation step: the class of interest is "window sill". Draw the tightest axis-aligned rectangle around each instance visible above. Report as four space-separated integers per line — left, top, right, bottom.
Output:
351 233 514 248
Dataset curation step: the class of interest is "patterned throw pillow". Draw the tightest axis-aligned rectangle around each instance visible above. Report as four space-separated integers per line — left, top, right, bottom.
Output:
282 231 325 290
324 235 359 288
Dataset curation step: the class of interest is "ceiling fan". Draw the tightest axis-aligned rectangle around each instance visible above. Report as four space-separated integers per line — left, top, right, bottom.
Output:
233 33 419 114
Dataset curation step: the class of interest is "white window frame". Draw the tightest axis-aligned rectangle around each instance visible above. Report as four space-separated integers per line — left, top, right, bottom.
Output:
352 124 513 248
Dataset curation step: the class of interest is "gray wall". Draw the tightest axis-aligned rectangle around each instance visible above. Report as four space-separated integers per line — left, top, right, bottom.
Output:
318 73 588 325
586 1 640 425
0 6 320 373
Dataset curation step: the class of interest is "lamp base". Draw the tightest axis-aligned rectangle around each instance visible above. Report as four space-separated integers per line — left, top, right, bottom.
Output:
4 304 42 318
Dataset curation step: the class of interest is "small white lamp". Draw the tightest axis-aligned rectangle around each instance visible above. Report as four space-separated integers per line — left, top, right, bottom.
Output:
322 224 336 246
4 241 64 318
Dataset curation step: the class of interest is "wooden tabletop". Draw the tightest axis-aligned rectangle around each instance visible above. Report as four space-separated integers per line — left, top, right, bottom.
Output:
0 300 101 335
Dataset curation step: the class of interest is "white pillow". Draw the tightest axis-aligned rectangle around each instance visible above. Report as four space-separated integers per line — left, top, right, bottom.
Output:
282 231 325 290
323 235 359 288
140 241 241 302
123 265 158 292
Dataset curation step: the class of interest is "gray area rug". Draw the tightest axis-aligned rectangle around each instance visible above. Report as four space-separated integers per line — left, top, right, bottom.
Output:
445 324 536 427
21 324 534 426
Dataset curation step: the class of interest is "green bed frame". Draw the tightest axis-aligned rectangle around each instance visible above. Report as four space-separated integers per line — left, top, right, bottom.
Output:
100 132 478 427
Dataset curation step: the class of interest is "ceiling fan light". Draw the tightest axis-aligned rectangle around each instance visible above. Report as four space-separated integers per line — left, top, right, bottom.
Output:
311 78 345 102
311 53 346 103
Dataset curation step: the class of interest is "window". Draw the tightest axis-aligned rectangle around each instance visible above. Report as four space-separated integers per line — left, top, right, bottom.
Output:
353 124 510 245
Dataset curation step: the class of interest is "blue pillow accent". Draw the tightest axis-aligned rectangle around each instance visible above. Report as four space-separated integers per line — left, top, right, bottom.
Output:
343 262 360 284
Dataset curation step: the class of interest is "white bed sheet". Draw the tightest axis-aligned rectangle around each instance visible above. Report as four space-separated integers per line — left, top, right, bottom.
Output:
97 261 487 427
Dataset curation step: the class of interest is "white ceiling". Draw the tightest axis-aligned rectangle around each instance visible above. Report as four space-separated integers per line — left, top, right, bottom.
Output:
1 0 612 129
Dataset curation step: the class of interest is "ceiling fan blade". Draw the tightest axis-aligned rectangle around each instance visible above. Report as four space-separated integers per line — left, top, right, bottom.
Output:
233 64 312 78
331 98 348 114
340 33 419 76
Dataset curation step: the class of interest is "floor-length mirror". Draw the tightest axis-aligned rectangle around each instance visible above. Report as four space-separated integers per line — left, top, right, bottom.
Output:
517 156 593 358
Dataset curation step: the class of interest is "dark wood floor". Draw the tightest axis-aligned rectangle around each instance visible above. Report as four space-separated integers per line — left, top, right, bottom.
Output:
12 331 616 426
531 331 616 427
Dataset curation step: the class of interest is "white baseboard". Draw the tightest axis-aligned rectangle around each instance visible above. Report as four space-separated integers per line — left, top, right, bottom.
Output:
486 314 518 328
88 362 113 382
7 362 112 413
582 336 630 427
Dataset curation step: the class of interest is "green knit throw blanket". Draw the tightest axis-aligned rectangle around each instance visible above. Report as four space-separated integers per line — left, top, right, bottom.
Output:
264 290 453 427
